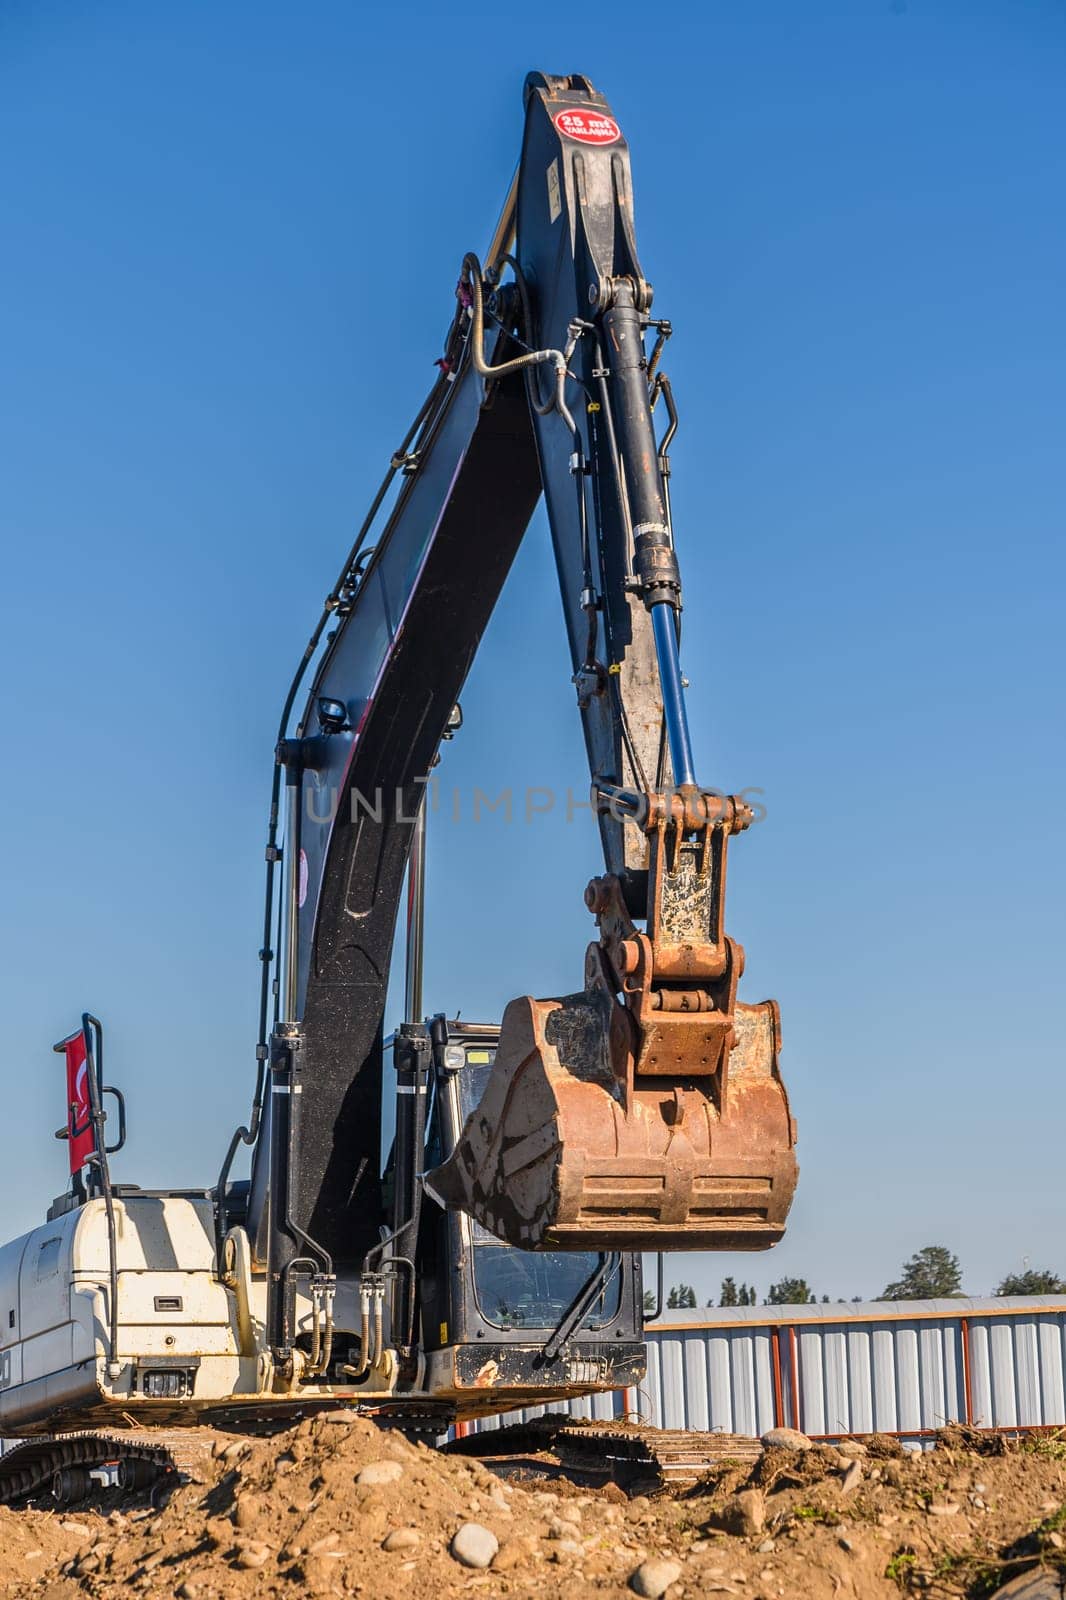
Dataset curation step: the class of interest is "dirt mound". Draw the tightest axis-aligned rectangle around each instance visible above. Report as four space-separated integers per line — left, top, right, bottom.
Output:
0 1505 91 1597
2 1419 1066 1599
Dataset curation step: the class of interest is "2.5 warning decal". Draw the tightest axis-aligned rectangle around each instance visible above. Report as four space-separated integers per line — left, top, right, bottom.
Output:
553 108 621 146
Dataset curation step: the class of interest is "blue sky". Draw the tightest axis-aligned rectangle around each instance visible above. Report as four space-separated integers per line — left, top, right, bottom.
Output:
1 2 1063 1303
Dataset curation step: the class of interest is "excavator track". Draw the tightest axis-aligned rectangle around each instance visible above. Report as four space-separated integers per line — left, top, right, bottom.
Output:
555 1420 763 1491
0 1428 217 1507
448 1414 764 1492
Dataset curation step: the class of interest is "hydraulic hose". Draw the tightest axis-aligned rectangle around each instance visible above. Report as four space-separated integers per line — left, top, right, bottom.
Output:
349 1286 372 1381
318 1299 334 1378
493 251 566 421
213 334 460 1258
460 254 579 440
308 1298 321 1374
372 1289 384 1373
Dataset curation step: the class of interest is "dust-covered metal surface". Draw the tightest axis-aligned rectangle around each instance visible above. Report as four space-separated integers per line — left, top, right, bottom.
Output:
555 1420 763 1489
426 991 796 1252
427 799 797 1251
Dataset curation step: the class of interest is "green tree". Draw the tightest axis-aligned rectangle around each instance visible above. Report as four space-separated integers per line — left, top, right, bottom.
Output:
881 1245 963 1301
643 1289 657 1313
719 1277 739 1307
741 1284 756 1306
996 1268 1065 1297
667 1283 697 1309
766 1277 815 1305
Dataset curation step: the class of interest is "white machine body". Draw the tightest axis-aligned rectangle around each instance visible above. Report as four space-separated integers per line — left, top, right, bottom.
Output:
0 1194 383 1436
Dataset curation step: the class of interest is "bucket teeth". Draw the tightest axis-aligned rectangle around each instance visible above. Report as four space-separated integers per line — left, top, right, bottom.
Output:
425 989 797 1253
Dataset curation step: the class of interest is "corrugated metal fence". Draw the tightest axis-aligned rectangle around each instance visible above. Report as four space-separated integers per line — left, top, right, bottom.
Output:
472 1297 1066 1444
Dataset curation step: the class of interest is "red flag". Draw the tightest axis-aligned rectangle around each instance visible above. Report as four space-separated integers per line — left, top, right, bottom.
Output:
63 1031 96 1174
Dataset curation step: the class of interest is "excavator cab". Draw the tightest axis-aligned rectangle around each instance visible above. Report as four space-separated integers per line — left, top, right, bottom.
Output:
410 1021 645 1415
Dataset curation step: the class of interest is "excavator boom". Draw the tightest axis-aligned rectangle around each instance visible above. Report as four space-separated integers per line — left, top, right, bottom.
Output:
241 72 796 1361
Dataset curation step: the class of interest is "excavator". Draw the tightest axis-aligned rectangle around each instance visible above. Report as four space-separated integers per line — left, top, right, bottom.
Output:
0 73 797 1503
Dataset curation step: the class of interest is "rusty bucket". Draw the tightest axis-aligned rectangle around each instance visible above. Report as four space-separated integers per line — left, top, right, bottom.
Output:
425 983 797 1253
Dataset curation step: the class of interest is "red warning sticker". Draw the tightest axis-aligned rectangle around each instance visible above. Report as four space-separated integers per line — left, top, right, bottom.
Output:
553 108 621 147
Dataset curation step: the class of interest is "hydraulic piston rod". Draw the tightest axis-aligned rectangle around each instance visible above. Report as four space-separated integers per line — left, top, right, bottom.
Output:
599 282 696 790
282 765 301 1024
404 796 426 1025
651 602 696 790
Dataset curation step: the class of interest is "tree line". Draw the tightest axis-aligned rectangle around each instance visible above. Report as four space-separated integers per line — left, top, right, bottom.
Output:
652 1246 1066 1310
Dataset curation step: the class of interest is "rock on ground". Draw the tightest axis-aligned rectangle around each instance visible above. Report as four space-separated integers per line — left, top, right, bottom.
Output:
382 1527 421 1551
449 1521 499 1568
760 1426 812 1452
629 1557 683 1597
710 1487 766 1536
356 1459 405 1485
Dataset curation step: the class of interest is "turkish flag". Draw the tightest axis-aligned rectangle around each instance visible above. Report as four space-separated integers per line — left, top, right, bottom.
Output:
63 1031 96 1174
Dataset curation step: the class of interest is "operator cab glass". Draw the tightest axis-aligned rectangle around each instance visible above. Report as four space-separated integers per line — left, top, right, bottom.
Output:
456 1048 621 1330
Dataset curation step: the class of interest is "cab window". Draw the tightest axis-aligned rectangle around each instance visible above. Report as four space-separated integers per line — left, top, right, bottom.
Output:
458 1050 621 1331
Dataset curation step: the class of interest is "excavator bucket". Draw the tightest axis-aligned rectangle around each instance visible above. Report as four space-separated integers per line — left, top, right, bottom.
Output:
426 800 798 1252
426 986 796 1252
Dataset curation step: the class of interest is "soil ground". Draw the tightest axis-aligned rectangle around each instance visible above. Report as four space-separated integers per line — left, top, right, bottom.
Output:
2 1417 1065 1600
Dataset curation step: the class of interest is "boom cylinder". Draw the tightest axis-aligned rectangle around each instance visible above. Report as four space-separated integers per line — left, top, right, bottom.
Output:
282 766 301 1023
404 796 426 1025
651 602 696 788
267 755 305 1357
601 284 695 788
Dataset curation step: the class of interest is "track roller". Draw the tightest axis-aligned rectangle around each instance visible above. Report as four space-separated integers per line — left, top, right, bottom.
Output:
52 1465 93 1505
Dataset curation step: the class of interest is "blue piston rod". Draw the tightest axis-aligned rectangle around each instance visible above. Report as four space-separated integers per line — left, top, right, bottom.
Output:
599 283 698 796
651 600 696 790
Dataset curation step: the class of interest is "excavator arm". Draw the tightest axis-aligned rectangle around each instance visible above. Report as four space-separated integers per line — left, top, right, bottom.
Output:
429 74 797 1253
230 73 797 1363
